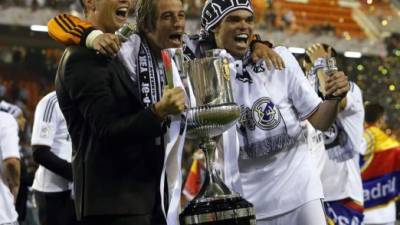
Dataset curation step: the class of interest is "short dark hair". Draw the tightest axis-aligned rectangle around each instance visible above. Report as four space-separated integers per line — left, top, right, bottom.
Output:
365 103 385 124
304 43 337 64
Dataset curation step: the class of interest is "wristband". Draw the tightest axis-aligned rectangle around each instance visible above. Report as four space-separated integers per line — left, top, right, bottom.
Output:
85 30 104 49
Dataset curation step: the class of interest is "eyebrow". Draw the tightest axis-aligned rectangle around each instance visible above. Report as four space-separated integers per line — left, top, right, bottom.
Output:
160 10 185 17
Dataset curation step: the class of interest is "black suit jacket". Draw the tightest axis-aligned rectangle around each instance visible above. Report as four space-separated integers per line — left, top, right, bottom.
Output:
55 46 165 220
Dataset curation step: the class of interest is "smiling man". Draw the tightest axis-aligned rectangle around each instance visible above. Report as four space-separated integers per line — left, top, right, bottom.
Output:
197 0 351 224
55 0 186 225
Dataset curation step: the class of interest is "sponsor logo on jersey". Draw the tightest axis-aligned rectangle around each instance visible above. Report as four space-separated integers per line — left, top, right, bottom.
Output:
40 126 50 139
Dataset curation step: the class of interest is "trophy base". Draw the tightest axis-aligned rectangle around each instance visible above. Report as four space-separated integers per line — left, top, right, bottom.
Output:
180 195 256 225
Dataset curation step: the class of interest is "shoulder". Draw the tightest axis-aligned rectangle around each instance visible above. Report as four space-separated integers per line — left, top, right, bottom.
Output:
273 46 298 66
61 46 105 66
37 92 58 110
0 111 18 130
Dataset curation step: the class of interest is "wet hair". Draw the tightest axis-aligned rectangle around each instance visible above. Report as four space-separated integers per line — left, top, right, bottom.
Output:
304 43 337 64
136 0 183 33
365 103 385 124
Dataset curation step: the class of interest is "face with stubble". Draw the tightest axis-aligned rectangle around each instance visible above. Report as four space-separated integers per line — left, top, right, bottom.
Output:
144 0 186 53
213 10 255 59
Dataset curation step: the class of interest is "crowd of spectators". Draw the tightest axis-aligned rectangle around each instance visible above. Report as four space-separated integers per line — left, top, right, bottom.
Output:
0 0 77 10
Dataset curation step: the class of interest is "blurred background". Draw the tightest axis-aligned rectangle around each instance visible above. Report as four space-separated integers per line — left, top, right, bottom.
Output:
0 0 399 223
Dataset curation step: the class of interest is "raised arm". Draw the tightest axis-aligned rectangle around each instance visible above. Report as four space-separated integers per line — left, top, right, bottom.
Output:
48 14 121 56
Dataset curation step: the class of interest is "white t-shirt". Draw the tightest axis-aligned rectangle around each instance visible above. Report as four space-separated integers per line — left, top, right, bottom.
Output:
305 121 326 177
320 82 364 203
0 111 19 223
234 47 324 219
31 91 72 192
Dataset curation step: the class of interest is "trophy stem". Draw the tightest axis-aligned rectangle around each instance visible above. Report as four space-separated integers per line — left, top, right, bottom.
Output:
196 138 232 201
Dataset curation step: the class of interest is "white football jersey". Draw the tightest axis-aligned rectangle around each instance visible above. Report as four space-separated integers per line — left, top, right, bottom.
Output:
31 91 72 192
0 112 19 223
305 121 326 177
320 83 364 203
233 47 324 219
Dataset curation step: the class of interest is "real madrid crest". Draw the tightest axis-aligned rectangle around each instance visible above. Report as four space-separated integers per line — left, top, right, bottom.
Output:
251 97 281 130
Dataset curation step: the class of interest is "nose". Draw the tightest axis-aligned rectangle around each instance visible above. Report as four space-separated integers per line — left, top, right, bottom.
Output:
173 15 185 29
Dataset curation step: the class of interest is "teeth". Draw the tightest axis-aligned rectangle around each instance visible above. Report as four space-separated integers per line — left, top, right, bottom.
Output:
118 7 128 12
236 34 248 39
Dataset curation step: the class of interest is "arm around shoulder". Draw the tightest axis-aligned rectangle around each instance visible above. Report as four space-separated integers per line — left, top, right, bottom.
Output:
56 47 164 141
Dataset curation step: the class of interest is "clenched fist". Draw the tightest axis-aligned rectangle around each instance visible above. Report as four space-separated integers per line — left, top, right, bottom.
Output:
325 71 350 99
153 87 186 119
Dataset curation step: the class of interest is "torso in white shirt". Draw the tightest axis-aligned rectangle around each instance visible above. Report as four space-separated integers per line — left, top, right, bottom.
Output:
31 91 72 192
319 83 364 203
231 47 324 219
0 112 19 223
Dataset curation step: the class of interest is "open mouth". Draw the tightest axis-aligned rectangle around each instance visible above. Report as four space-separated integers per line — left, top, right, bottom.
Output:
115 7 128 20
169 33 183 46
234 34 249 45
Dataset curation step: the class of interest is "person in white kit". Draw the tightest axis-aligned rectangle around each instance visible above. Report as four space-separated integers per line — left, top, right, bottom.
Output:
0 100 27 133
31 91 78 225
304 43 365 224
0 111 20 225
198 1 350 224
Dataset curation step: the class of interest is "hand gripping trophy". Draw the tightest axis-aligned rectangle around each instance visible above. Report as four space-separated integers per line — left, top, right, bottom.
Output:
162 48 256 225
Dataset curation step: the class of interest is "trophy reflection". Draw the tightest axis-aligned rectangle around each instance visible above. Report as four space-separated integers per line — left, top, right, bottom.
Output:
162 49 256 225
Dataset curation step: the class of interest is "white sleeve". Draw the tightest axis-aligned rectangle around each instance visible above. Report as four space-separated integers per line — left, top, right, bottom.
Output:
275 47 322 120
341 82 364 117
31 96 58 147
0 113 20 160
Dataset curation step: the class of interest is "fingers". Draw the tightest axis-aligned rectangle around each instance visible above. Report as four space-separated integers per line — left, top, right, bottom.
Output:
325 71 349 96
271 55 285 70
306 43 328 63
251 54 260 64
161 87 186 114
264 58 272 70
93 34 121 57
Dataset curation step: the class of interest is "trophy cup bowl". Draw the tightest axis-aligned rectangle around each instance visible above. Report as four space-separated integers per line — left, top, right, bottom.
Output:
161 49 256 225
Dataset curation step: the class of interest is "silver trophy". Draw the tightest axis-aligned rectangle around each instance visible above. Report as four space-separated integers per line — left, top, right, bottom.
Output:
162 49 255 225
